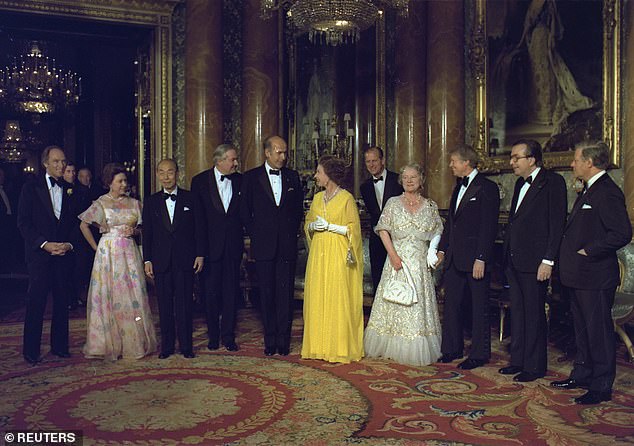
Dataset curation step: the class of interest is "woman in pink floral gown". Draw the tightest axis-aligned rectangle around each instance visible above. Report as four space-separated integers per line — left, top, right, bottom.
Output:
79 163 157 360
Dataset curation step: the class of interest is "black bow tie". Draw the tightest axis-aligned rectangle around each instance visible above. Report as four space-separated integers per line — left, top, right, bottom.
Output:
269 169 280 176
522 176 533 186
163 193 176 201
458 176 469 188
373 176 383 183
49 176 60 188
220 174 228 182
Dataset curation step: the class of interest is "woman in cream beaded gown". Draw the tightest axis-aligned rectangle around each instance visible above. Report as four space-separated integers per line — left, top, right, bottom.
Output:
364 163 443 366
79 163 157 360
302 155 364 363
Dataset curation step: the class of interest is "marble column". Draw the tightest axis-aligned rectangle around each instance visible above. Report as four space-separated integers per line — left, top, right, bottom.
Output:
394 0 427 172
425 0 465 208
241 0 280 171
624 0 634 223
185 0 224 185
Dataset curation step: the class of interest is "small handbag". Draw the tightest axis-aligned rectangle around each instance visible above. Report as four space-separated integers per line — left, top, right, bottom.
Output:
346 235 356 266
382 261 418 306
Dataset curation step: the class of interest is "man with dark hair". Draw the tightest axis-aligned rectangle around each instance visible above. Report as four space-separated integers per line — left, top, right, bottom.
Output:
436 144 500 370
241 135 304 356
360 146 403 293
191 144 243 352
18 145 76 364
144 159 205 359
498 139 567 382
551 141 631 405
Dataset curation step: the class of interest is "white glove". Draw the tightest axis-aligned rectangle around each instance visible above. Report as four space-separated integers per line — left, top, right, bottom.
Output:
327 222 348 235
308 215 328 232
427 234 441 268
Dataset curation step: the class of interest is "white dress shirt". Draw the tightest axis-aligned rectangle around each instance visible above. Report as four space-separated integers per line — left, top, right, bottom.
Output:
265 162 282 206
373 168 387 210
455 169 479 210
164 186 178 223
586 170 607 190
514 167 540 212
214 167 232 212
46 173 62 219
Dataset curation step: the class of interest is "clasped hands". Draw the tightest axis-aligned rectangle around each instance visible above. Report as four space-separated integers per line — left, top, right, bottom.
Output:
43 242 72 256
308 215 347 235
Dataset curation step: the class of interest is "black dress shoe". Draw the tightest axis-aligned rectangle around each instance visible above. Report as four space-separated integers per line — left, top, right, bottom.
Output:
550 378 590 390
158 352 172 359
574 390 611 405
207 341 220 351
264 347 275 356
50 350 71 358
438 354 462 363
499 365 523 375
513 371 544 382
182 351 195 358
457 358 487 370
24 354 41 365
277 346 290 356
224 341 239 352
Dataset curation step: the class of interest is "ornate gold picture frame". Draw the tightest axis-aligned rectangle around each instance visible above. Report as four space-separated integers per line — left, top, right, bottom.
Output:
470 0 621 172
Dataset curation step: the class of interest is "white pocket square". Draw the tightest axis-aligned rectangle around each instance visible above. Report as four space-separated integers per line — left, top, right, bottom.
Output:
184 207 191 211
581 204 592 209
469 197 477 201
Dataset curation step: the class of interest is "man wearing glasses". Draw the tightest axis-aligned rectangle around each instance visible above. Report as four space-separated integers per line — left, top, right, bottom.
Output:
498 139 567 382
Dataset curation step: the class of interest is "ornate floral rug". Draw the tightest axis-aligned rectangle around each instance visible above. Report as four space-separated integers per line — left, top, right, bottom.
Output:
1 309 633 445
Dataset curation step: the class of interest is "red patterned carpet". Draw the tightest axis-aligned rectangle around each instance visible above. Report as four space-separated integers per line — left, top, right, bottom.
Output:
1 307 633 445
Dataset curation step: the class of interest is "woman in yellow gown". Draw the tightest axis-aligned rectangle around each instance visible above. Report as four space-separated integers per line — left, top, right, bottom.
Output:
301 155 364 363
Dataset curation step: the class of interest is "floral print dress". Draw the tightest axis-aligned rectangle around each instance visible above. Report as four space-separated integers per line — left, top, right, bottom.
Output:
79 194 157 360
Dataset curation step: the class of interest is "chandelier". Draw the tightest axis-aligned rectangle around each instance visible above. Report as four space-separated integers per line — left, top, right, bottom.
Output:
0 42 81 114
0 120 27 162
261 0 409 46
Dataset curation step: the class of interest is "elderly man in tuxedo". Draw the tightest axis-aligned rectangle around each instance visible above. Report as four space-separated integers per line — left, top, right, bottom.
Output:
551 141 631 405
144 159 205 359
192 145 243 352
498 139 567 382
18 146 77 364
241 135 304 356
360 146 403 293
436 144 500 370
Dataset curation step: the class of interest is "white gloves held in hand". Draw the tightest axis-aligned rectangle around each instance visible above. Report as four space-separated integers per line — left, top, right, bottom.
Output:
308 215 348 236
427 234 441 269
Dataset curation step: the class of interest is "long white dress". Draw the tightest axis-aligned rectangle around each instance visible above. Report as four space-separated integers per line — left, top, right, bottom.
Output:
364 195 443 366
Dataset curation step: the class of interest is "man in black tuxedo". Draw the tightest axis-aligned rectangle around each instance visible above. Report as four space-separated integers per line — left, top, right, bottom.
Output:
240 135 304 356
360 146 403 293
191 145 243 352
77 167 106 201
436 144 500 370
144 159 205 359
498 139 567 382
17 146 77 364
551 141 631 405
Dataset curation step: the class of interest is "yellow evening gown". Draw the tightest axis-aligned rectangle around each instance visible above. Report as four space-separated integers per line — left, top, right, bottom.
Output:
301 189 364 363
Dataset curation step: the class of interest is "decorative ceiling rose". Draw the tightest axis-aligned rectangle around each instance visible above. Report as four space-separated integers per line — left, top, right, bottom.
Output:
261 0 409 46
0 42 81 114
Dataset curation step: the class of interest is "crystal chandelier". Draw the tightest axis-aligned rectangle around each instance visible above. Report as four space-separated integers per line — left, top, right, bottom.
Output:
261 0 409 46
0 42 81 114
0 120 27 162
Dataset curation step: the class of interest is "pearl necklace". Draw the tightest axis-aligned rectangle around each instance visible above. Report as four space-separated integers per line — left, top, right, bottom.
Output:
324 186 340 204
404 193 421 206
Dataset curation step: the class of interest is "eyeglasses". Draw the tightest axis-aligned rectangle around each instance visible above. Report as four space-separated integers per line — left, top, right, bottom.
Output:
509 155 531 162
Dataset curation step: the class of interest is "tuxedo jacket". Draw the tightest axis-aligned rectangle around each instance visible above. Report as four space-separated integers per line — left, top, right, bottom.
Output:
240 165 304 261
559 173 632 290
360 170 403 228
503 168 567 273
142 188 206 273
191 169 244 262
438 173 500 272
17 176 79 265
